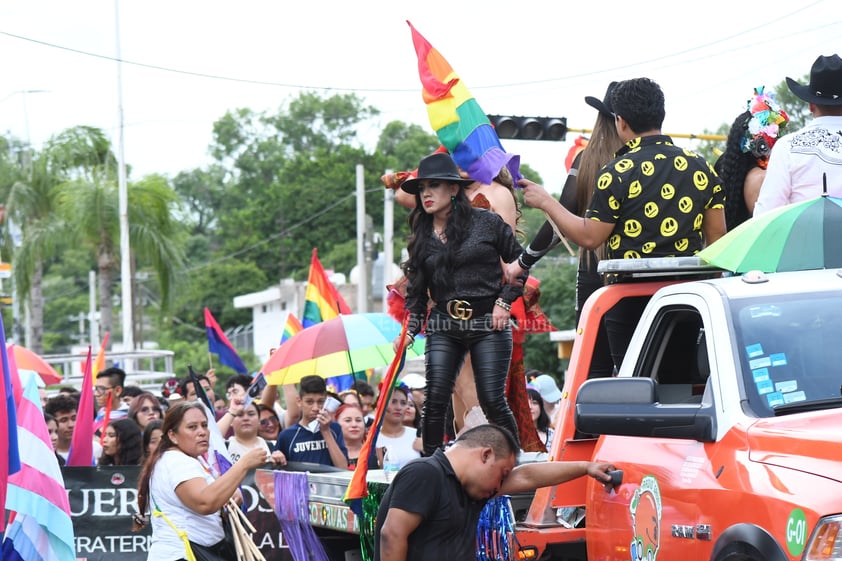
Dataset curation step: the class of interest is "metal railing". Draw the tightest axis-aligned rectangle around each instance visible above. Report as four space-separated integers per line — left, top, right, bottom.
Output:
42 349 176 392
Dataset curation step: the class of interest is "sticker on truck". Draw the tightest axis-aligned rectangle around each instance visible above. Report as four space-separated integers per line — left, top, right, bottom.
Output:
630 475 662 561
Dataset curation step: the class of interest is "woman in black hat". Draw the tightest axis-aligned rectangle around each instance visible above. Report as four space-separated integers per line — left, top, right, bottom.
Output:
394 151 524 456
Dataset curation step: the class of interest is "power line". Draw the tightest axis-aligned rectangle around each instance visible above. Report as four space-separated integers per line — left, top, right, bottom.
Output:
0 2 830 94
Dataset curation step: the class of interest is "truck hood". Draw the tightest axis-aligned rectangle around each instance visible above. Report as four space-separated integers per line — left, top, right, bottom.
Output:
747 409 842 483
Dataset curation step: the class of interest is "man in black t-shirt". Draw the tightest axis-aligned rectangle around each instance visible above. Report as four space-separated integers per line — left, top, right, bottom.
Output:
374 424 613 561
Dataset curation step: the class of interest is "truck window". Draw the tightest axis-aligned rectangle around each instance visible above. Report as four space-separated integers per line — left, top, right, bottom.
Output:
732 292 842 417
634 306 709 404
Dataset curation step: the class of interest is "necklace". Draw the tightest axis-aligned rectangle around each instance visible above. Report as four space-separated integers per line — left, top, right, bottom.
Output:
433 228 446 242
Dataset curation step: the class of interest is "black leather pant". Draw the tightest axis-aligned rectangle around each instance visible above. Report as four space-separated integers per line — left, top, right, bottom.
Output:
421 312 519 456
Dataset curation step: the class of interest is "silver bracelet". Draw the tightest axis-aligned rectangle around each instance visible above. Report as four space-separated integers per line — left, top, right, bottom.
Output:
495 298 512 312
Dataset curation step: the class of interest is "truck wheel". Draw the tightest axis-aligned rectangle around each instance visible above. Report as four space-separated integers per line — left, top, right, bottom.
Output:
712 542 771 561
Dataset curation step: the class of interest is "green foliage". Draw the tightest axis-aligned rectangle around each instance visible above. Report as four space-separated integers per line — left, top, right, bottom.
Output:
10 89 577 382
522 257 578 378
771 76 811 131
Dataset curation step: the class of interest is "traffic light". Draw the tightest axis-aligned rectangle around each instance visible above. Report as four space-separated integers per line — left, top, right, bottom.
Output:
487 115 568 141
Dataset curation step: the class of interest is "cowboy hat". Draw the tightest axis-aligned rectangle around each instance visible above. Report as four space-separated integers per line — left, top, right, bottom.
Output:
786 54 842 106
400 152 475 194
585 81 619 117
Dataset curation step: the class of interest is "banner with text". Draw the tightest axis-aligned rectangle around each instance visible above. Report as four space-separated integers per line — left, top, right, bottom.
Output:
63 465 294 561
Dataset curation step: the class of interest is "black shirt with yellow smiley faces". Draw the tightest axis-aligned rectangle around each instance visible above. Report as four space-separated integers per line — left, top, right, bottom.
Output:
587 135 725 260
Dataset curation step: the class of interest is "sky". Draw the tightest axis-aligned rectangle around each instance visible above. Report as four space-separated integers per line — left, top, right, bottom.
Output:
0 0 840 194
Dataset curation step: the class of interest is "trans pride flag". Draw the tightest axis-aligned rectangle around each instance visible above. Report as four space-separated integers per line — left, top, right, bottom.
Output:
407 20 521 186
1 365 74 561
302 248 352 328
0 318 21 531
204 307 248 374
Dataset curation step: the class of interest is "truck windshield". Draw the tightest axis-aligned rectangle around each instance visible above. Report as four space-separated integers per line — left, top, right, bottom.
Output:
732 292 842 417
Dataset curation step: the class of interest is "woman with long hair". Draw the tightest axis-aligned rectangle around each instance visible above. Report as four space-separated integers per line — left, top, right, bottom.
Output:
527 388 553 451
100 418 143 466
136 401 266 560
507 83 625 379
128 391 164 431
375 385 421 468
142 419 163 461
394 152 523 456
715 87 789 229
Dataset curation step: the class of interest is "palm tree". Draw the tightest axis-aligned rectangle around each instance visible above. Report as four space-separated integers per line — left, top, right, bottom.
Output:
7 150 67 353
58 170 186 350
12 126 185 352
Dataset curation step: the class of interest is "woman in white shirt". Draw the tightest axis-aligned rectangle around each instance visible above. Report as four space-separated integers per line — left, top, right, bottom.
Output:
226 402 286 466
376 385 422 469
136 401 266 561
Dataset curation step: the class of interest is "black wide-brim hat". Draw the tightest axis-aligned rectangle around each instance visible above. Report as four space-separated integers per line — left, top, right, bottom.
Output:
786 54 842 106
585 81 619 117
400 152 475 194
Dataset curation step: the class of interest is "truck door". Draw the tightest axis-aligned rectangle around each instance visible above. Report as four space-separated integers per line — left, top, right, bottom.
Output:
587 295 719 561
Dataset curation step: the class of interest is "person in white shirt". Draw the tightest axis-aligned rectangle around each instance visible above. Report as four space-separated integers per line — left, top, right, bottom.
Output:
226 402 286 466
137 401 266 561
376 385 421 469
755 54 842 215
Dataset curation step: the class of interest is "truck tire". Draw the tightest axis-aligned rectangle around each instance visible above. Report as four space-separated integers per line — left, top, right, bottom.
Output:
711 524 787 561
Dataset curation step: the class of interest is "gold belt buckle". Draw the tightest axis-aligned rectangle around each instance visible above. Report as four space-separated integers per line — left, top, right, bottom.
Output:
446 299 473 320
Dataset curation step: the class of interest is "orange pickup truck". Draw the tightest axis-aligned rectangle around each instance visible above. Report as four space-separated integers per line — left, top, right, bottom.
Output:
266 258 842 561
515 258 842 561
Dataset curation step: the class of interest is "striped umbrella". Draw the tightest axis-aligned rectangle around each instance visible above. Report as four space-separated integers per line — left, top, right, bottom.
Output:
699 195 842 272
262 313 425 385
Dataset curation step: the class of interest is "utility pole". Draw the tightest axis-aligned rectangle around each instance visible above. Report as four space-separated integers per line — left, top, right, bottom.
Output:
355 164 368 313
383 170 395 299
114 1 134 362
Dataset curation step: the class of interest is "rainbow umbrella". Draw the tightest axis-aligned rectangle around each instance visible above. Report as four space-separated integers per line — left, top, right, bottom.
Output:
262 313 425 385
699 195 842 272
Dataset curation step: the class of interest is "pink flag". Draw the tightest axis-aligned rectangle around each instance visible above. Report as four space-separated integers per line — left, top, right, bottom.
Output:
66 346 94 466
4 366 75 561
0 335 21 531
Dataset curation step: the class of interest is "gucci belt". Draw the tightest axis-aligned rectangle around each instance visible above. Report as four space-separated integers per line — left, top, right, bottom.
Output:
445 299 473 320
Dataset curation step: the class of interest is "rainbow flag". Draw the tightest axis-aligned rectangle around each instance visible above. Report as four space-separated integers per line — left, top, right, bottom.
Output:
302 248 352 329
204 307 248 374
280 313 304 345
0 317 21 531
2 362 74 561
343 316 410 515
66 347 95 467
407 20 521 186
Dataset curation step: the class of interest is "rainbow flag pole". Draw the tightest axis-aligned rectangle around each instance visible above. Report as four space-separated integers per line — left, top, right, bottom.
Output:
407 20 521 186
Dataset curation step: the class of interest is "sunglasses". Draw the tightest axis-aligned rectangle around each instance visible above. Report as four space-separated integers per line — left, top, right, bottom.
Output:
259 418 279 427
140 406 162 414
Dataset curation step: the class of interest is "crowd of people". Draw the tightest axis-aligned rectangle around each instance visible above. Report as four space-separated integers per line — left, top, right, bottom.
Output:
37 52 842 561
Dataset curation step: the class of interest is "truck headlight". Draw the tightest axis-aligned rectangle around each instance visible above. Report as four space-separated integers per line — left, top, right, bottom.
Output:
804 515 842 561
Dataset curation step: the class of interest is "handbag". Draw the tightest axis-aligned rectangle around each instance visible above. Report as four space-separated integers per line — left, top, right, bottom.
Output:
188 509 237 561
151 493 238 561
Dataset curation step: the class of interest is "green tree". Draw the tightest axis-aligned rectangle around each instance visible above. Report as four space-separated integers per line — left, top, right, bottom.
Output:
7 151 67 352
50 126 186 348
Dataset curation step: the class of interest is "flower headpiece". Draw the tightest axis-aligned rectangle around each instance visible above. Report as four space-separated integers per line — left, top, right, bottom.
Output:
741 86 790 168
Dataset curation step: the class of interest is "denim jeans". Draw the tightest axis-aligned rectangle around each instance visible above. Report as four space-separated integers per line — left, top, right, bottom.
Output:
421 311 519 455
